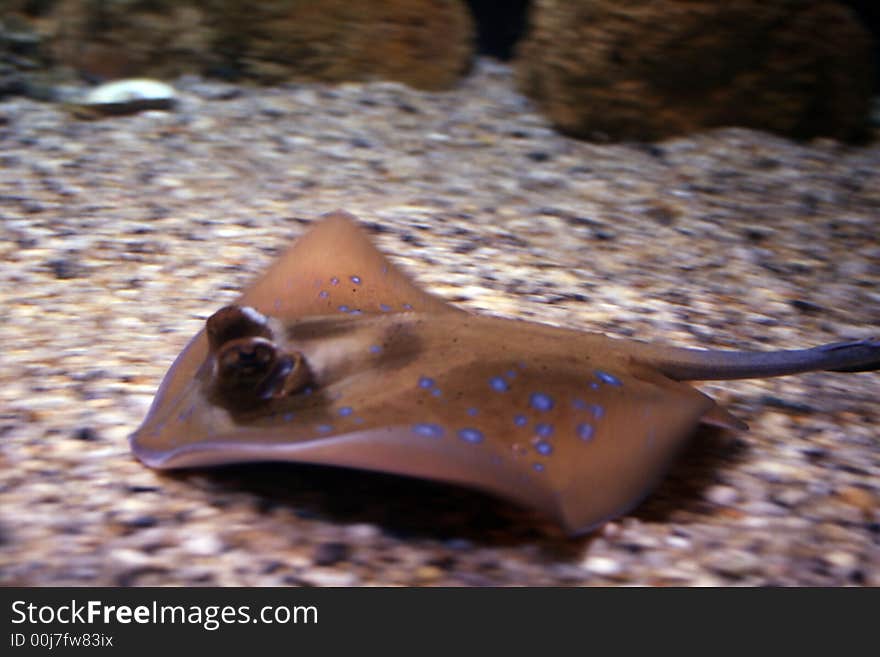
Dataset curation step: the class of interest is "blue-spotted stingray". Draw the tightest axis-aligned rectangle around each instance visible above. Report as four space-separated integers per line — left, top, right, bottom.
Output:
130 210 879 534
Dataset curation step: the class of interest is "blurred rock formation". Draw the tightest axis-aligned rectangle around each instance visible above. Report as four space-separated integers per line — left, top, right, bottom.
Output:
515 0 875 142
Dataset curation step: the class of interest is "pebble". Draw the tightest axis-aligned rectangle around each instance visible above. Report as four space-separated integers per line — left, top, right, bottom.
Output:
414 565 443 582
770 488 810 508
300 568 360 587
124 515 159 530
707 550 761 578
823 550 858 571
704 485 740 507
73 79 177 116
664 535 691 550
72 426 99 441
581 556 623 577
752 460 805 482
110 548 154 568
47 257 83 279
182 534 225 557
345 523 381 541
312 542 350 566
835 486 876 512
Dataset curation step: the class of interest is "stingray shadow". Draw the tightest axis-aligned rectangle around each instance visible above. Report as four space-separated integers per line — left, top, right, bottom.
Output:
632 425 750 524
177 462 566 548
164 424 747 555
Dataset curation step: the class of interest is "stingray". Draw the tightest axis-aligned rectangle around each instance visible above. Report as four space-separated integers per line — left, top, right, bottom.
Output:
129 210 879 534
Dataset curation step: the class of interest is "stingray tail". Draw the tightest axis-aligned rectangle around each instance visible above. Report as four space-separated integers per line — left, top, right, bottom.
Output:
640 337 880 381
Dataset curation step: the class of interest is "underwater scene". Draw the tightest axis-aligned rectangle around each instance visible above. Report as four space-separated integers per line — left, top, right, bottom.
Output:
0 1 878 586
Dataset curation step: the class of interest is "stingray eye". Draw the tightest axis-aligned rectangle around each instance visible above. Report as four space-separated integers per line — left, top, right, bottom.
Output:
261 350 312 400
206 305 272 352
212 335 313 407
216 337 279 386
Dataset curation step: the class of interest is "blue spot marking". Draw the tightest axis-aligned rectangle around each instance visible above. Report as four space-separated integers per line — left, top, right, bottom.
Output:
353 417 365 425
489 376 509 392
467 407 479 417
302 386 314 396
590 382 600 390
412 423 444 438
402 303 413 310
595 370 622 386
529 392 554 412
349 309 363 315
350 275 362 285
458 428 485 444
572 398 588 411
532 463 545 473
514 414 528 427
338 305 350 312
318 290 329 299
577 423 595 442
338 406 353 417
431 388 443 397
418 376 435 389
379 303 392 312
369 344 382 354
591 404 605 419
534 441 553 456
535 423 554 438
330 277 340 286
506 370 517 379
283 412 295 422
316 424 333 434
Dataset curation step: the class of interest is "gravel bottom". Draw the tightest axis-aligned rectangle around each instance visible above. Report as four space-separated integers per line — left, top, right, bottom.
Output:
0 59 878 586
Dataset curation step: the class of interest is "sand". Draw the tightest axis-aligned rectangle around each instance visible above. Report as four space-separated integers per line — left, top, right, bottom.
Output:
1 60 877 586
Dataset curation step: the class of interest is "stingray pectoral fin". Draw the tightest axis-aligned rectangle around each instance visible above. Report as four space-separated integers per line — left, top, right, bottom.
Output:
129 423 559 519
133 210 466 459
128 373 714 535
698 403 749 432
542 379 716 535
238 210 464 319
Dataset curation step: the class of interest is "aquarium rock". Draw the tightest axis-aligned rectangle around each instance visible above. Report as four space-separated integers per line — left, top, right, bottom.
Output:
516 0 874 142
